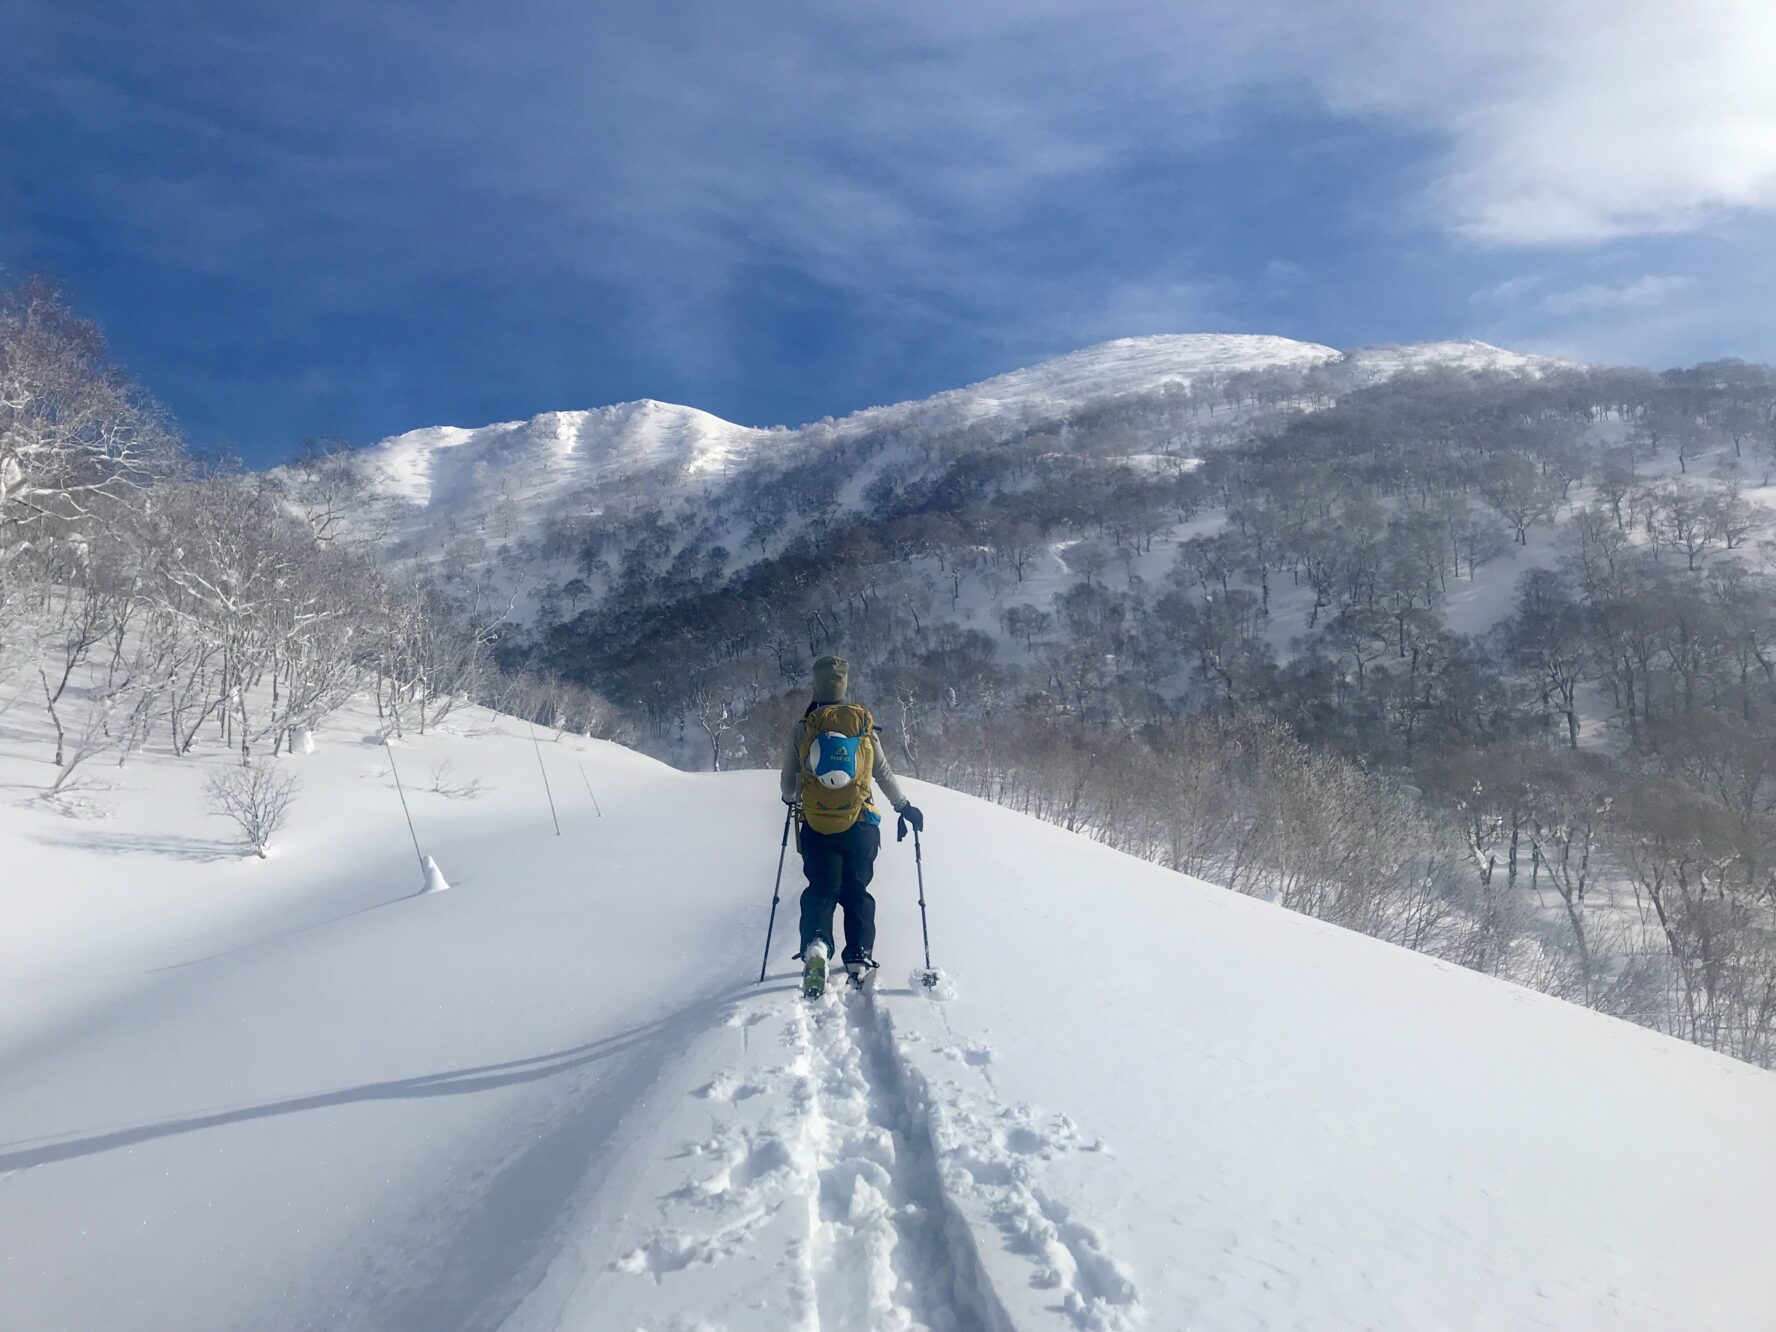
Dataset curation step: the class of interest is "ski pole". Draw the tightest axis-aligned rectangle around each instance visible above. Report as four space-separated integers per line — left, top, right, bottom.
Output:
382 739 426 882
577 760 603 817
901 815 938 987
758 803 797 983
528 721 561 836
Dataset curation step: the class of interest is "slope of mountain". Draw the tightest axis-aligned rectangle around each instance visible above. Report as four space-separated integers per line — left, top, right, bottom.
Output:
1 689 1772 1330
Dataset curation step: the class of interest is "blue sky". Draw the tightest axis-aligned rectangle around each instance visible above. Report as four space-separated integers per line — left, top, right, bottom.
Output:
7 1 1776 463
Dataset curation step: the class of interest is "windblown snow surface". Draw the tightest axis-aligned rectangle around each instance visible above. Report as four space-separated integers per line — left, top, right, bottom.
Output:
2 700 1770 1331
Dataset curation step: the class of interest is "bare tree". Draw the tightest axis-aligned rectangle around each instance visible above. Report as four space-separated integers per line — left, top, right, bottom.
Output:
1478 453 1556 545
206 763 300 858
0 279 175 566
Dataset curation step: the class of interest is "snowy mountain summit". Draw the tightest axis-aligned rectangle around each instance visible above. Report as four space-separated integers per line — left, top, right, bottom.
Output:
839 332 1347 433
365 398 777 508
339 333 1555 541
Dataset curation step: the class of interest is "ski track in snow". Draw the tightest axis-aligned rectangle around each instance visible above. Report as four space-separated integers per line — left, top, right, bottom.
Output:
612 987 1141 1330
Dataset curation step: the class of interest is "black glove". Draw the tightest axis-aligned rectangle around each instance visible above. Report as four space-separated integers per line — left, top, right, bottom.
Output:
896 804 924 841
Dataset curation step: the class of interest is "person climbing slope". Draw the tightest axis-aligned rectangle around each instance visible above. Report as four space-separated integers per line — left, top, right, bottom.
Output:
780 654 923 997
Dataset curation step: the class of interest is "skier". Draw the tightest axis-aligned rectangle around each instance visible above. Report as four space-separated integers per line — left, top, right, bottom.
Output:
781 654 923 996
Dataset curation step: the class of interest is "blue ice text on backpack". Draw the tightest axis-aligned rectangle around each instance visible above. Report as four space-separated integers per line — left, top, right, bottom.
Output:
808 731 861 790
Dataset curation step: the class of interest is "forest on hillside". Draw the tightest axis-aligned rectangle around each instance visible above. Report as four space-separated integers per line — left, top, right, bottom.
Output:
0 280 568 847
508 352 1776 1066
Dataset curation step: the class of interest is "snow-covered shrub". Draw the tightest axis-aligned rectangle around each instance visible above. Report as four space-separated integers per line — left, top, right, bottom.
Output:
205 763 299 859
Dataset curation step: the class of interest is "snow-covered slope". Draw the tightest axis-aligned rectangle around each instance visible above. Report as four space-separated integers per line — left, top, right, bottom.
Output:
334 399 780 557
1 698 1771 1330
366 400 776 509
864 332 1563 433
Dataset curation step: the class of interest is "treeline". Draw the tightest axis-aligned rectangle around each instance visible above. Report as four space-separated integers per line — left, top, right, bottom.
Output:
0 280 611 798
520 351 1776 1065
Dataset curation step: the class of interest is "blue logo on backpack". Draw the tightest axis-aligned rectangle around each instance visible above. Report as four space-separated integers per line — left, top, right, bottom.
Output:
809 731 861 790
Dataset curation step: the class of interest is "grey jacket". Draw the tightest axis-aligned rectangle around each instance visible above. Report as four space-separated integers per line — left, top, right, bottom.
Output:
780 713 911 812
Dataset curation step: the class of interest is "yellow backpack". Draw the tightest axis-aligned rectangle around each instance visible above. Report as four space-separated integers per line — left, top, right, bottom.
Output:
798 703 878 834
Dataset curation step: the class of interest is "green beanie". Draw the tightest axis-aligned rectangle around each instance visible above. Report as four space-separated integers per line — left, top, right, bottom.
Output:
811 655 849 704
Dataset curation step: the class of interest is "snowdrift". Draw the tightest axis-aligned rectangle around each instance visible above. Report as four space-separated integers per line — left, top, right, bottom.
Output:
0 702 1771 1331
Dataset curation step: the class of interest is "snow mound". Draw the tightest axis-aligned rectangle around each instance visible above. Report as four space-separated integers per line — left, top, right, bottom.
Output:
420 854 451 894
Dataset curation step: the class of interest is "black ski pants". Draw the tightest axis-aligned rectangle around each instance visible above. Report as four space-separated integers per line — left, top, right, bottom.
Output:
797 818 880 963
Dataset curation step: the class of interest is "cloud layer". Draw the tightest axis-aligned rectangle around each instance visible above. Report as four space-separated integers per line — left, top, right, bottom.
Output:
5 1 1775 451
1290 0 1776 245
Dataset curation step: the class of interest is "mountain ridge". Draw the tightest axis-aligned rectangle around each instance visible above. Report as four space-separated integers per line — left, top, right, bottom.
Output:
335 333 1560 519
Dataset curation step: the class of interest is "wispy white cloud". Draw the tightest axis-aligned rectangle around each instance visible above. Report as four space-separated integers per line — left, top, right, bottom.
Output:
24 2 1776 291
1536 275 1695 317
1464 218 1776 369
1054 275 1227 346
1263 259 1305 292
1276 0 1776 246
1472 275 1546 304
9 0 1776 446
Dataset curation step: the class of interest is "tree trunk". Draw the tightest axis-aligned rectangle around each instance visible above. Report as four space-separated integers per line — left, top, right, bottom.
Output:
40 668 65 768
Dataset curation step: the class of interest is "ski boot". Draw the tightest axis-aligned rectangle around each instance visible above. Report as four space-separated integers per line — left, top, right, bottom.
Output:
844 953 881 991
801 940 829 999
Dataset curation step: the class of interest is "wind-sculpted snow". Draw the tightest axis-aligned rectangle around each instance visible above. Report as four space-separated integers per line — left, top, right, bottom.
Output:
0 697 1771 1329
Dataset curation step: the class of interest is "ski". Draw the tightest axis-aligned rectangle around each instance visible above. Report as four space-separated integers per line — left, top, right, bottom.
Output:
801 948 828 999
